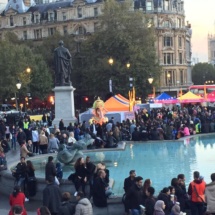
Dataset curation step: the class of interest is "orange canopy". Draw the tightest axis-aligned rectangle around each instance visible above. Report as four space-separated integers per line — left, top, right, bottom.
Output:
104 96 129 112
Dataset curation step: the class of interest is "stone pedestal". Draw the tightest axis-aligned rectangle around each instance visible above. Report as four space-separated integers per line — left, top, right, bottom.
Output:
52 86 76 127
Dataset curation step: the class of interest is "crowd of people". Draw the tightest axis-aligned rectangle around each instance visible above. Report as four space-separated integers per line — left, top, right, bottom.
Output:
1 104 215 215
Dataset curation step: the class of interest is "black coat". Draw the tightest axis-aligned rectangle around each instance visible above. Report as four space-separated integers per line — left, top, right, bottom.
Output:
17 132 26 145
124 176 135 193
93 177 107 207
126 184 143 210
145 196 156 215
43 183 62 214
58 201 76 215
157 193 173 215
45 161 56 181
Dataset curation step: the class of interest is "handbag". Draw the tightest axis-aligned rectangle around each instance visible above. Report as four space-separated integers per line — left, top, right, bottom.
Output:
193 185 207 212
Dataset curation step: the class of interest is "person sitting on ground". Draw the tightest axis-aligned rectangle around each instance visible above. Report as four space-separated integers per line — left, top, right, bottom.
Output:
105 131 118 148
8 186 27 215
75 191 93 215
68 132 76 146
153 200 165 215
171 202 181 215
58 192 75 215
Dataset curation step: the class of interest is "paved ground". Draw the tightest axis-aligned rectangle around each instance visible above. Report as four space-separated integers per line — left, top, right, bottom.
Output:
0 147 125 215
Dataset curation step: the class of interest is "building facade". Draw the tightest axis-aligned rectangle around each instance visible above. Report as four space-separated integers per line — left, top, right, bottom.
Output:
208 34 215 67
0 0 192 94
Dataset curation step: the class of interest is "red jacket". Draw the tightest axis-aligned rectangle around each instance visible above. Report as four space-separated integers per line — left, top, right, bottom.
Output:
8 192 27 215
188 180 206 202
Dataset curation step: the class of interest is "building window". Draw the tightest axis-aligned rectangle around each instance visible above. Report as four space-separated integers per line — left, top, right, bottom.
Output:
179 53 183 64
94 8 98 17
146 2 152 11
178 37 182 47
48 27 56 36
35 15 39 23
177 18 181 28
77 7 82 18
163 36 173 47
63 26 67 35
163 20 171 28
62 12 67 21
34 29 42 39
10 16 14 26
23 17 26 25
164 53 173 65
49 13 54 21
165 70 175 85
75 26 86 35
164 0 170 10
180 70 184 84
23 31 27 40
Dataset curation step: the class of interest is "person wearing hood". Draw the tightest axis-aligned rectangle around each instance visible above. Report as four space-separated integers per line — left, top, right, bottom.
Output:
171 202 181 215
205 173 215 214
57 192 75 215
188 171 206 215
153 200 165 215
125 176 143 215
75 191 93 215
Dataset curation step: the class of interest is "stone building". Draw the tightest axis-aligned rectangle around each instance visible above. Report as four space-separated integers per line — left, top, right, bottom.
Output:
208 34 215 67
0 0 192 94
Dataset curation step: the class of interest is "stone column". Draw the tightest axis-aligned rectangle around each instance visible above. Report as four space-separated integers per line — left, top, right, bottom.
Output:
52 86 77 127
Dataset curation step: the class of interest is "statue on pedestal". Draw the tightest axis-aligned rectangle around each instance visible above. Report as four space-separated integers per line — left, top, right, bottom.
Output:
54 40 72 86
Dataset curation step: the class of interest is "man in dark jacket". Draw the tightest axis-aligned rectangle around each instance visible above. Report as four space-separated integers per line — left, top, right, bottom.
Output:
45 156 56 181
93 170 107 207
17 128 26 146
126 176 143 215
145 187 156 215
58 192 75 215
123 170 136 215
43 176 61 215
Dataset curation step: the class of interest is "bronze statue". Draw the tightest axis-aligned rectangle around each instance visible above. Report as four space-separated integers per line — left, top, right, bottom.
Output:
54 40 72 86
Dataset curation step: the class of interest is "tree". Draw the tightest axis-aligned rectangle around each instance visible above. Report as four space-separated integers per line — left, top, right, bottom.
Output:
192 63 215 85
0 36 52 101
79 0 160 98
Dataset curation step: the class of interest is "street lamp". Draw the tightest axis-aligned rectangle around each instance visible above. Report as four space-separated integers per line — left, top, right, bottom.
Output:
26 67 31 73
148 75 154 84
167 73 171 92
15 80 22 110
108 57 114 93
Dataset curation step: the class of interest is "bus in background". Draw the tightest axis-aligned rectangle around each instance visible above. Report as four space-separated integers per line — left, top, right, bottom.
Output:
188 85 215 97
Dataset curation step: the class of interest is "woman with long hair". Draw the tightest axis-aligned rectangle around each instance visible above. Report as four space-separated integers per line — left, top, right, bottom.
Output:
74 157 88 195
142 179 152 205
8 186 27 215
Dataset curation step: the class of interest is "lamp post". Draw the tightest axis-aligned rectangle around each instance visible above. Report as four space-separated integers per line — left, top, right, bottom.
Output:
148 74 154 98
108 57 114 93
167 73 171 92
15 80 22 111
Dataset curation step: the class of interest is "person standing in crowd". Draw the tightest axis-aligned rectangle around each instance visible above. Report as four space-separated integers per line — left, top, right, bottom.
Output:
43 176 61 215
75 191 93 215
188 171 206 215
20 140 32 159
23 118 30 135
124 174 136 193
37 206 51 215
58 192 75 215
153 200 165 215
93 169 107 207
10 125 17 150
74 157 88 195
125 176 144 215
59 119 64 131
17 128 26 146
205 173 215 214
26 160 36 199
39 131 48 154
0 146 7 171
8 186 27 215
32 127 39 154
48 134 59 153
142 179 152 204
145 187 156 215
12 157 27 187
45 156 56 181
